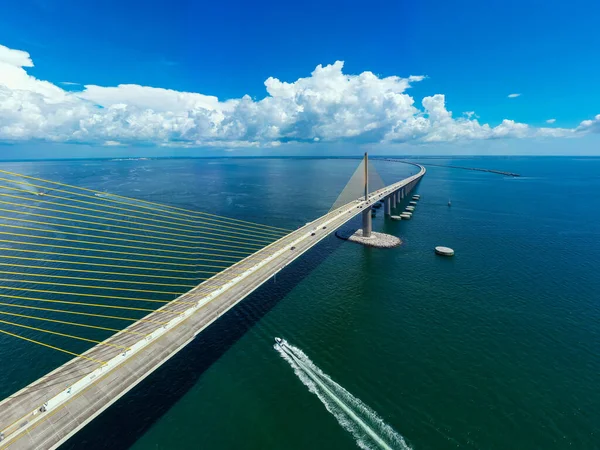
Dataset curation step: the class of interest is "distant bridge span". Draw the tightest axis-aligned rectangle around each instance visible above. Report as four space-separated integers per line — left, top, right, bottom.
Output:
0 162 425 450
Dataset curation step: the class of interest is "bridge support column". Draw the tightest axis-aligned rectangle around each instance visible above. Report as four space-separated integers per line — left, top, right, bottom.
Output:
401 188 404 200
362 208 372 237
392 192 397 209
384 196 391 216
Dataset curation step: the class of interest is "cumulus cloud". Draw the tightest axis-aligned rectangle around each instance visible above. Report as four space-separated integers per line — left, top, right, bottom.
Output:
576 114 600 134
508 93 521 98
0 45 33 68
0 43 596 147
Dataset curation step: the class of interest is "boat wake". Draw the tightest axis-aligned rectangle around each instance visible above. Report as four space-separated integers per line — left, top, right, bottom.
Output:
274 338 411 450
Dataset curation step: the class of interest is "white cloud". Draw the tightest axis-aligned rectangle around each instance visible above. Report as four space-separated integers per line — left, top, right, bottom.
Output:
576 114 600 134
508 93 521 98
0 43 597 148
0 45 33 68
0 45 68 103
546 118 556 124
80 84 229 113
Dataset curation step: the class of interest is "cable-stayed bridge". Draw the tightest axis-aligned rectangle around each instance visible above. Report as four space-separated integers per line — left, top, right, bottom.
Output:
0 156 425 449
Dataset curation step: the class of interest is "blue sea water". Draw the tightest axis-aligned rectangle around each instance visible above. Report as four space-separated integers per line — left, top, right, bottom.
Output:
0 156 598 449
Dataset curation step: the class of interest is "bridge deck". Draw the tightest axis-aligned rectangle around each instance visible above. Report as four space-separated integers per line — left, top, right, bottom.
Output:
0 166 425 449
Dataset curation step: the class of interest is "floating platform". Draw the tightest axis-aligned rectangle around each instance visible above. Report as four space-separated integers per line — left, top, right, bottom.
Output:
390 215 402 221
406 206 415 211
409 201 418 205
400 213 412 219
435 246 454 256
336 229 402 248
412 195 420 200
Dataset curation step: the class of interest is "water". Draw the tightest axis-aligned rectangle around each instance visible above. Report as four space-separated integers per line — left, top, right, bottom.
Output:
0 156 598 449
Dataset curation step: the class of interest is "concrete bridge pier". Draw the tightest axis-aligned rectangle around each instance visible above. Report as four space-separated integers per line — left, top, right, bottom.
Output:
384 196 391 216
362 207 372 237
392 192 397 209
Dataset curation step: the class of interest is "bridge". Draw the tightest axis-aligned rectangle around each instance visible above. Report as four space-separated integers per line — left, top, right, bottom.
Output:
0 155 425 449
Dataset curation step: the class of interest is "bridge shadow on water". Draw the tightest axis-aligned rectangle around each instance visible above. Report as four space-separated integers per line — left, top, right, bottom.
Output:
60 230 348 450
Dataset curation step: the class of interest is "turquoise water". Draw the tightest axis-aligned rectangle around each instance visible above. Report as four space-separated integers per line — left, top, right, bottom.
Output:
0 157 598 449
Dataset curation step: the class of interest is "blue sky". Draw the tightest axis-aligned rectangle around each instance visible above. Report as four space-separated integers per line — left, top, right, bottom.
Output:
0 0 599 157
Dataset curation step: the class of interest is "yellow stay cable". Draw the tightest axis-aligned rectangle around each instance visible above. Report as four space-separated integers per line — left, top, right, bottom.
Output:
0 177 290 236
0 328 106 364
0 169 292 233
0 181 290 238
0 301 169 324
0 227 258 258
0 259 210 280
0 237 288 336
0 319 129 350
0 285 185 302
0 278 187 296
0 250 230 272
0 258 255 283
0 202 271 249
0 187 288 240
0 310 145 336
0 220 266 254
0 269 197 288
0 191 284 244
0 292 182 314
0 225 291 334
0 243 239 266
0 257 281 287
0 237 246 262
0 238 295 365
0 213 270 250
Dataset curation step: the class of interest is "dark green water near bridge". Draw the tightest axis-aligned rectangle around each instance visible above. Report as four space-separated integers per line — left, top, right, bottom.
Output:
0 157 598 449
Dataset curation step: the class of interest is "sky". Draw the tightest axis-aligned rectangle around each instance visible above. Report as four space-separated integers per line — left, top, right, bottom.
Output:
1 0 599 158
